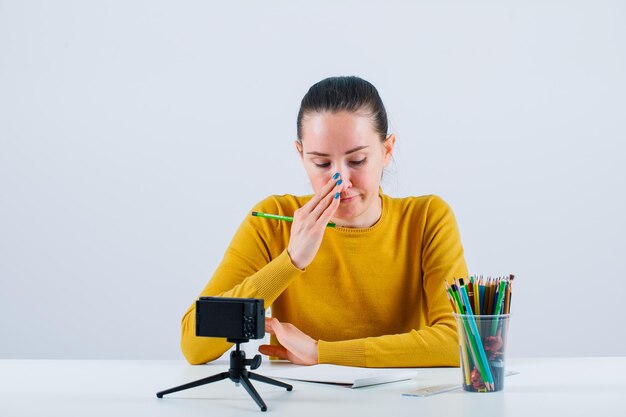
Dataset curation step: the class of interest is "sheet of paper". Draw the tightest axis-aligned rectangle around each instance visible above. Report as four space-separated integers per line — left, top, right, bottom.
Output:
259 364 417 388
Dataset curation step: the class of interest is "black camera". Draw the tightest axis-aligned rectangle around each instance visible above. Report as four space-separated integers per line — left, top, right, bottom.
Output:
159 296 290 411
196 297 265 341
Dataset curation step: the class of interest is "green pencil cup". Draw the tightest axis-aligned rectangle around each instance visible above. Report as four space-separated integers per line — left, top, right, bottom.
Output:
453 314 511 392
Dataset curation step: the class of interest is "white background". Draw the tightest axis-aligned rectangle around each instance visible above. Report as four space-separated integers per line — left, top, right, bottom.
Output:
1 0 624 360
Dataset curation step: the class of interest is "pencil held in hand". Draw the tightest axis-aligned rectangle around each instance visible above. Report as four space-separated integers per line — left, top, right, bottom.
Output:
251 211 337 228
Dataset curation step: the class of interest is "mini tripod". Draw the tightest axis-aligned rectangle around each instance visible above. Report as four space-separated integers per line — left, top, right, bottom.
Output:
156 339 293 412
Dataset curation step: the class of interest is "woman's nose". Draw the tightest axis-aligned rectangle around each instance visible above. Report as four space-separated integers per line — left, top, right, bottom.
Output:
336 171 351 189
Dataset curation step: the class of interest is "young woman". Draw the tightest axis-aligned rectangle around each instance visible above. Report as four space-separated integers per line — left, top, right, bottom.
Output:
181 76 467 367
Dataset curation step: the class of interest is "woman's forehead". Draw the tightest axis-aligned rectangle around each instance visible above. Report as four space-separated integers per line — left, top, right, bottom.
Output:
300 111 380 151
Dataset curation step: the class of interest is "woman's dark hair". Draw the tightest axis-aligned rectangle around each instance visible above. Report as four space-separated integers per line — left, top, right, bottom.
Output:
297 76 388 142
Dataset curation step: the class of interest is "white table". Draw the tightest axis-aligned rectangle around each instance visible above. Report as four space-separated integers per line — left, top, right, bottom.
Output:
1 357 623 416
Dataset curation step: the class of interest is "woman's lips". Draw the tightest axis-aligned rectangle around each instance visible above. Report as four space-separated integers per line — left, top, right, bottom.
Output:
340 195 357 203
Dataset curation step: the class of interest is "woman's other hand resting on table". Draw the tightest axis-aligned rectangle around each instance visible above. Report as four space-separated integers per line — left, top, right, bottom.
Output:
259 317 319 365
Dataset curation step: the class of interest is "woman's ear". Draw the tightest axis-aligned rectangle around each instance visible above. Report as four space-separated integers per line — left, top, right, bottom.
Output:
295 140 304 160
382 134 396 166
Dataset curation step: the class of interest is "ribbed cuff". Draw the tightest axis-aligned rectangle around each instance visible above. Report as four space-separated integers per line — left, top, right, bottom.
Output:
318 339 367 367
252 249 305 301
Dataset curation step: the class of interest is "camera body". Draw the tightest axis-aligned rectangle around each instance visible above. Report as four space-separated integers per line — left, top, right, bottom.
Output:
196 297 265 340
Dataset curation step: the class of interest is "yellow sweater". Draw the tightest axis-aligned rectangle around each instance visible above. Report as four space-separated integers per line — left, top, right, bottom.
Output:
181 193 467 367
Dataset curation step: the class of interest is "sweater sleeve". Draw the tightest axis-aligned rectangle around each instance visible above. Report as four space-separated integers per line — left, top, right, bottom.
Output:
317 196 467 367
181 197 304 365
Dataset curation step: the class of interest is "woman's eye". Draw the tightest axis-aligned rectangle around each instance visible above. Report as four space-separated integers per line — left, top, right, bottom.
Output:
350 158 367 166
313 159 365 168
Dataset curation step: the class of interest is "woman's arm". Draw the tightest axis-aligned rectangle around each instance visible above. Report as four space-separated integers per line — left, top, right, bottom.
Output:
263 318 459 368
182 177 344 364
317 322 459 368
180 198 304 365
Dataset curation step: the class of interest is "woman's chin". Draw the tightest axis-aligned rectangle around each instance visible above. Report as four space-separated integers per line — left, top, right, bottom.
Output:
333 194 381 227
333 207 359 224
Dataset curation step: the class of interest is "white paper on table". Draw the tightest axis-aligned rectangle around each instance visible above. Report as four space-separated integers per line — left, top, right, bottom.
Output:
259 364 417 388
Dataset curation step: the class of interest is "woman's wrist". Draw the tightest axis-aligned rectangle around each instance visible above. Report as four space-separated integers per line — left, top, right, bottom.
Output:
287 247 306 270
313 340 320 364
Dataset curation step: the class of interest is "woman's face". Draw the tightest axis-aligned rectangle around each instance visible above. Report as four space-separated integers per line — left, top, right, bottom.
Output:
296 111 395 228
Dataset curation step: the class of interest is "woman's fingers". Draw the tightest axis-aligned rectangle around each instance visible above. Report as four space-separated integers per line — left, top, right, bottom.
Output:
258 344 310 365
258 344 285 358
300 173 341 214
265 317 275 334
318 192 341 227
309 180 342 223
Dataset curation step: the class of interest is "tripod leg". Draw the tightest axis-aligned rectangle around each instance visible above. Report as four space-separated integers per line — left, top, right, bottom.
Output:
248 372 293 391
239 373 268 412
156 372 229 398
